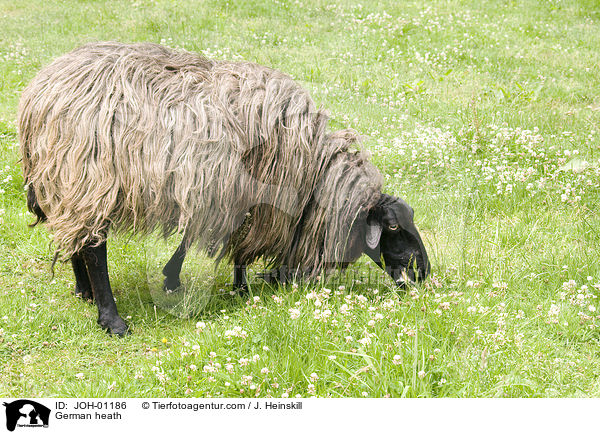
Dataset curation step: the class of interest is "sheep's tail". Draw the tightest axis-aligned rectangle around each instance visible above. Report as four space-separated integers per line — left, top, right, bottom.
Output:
26 184 47 227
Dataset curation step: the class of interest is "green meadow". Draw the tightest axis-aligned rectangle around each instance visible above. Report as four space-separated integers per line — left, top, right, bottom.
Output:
0 0 599 397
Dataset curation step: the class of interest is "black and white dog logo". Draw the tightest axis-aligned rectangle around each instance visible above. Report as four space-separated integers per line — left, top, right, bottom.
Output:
3 400 50 431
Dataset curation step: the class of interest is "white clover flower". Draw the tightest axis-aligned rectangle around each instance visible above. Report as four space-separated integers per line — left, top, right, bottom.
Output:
418 370 426 379
548 304 560 321
203 365 217 373
224 326 247 340
392 355 402 365
289 308 301 319
272 295 283 304
75 373 85 380
382 299 395 309
357 337 371 346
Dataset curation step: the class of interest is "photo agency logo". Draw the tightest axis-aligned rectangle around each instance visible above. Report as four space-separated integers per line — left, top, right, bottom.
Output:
2 400 50 432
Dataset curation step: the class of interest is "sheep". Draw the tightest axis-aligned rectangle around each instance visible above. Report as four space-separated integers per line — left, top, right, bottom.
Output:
19 41 430 335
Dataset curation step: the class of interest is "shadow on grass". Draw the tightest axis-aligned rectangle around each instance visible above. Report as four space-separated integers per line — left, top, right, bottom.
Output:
111 239 407 327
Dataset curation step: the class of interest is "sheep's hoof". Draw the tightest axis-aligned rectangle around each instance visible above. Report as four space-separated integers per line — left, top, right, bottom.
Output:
98 315 130 336
163 277 182 293
235 283 248 292
225 282 248 295
74 284 93 302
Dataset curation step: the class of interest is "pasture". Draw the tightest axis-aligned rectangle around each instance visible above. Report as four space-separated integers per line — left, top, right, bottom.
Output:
0 0 599 397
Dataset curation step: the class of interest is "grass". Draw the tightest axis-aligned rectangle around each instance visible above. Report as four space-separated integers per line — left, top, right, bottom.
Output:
1 0 599 398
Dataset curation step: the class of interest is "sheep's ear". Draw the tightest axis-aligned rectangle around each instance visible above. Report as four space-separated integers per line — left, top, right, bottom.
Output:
365 218 382 249
396 201 415 232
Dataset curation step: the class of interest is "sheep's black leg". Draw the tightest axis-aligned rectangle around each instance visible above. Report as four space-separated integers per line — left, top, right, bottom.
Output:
162 232 193 292
233 264 248 291
71 253 93 301
82 241 129 336
162 239 188 292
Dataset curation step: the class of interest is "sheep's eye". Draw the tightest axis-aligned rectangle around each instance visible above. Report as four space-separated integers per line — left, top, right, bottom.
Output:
389 224 399 231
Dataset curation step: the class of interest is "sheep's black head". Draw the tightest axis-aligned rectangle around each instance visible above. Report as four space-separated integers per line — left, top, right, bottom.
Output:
364 194 430 287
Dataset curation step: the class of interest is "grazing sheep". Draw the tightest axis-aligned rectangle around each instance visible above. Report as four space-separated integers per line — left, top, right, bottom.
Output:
19 42 430 335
